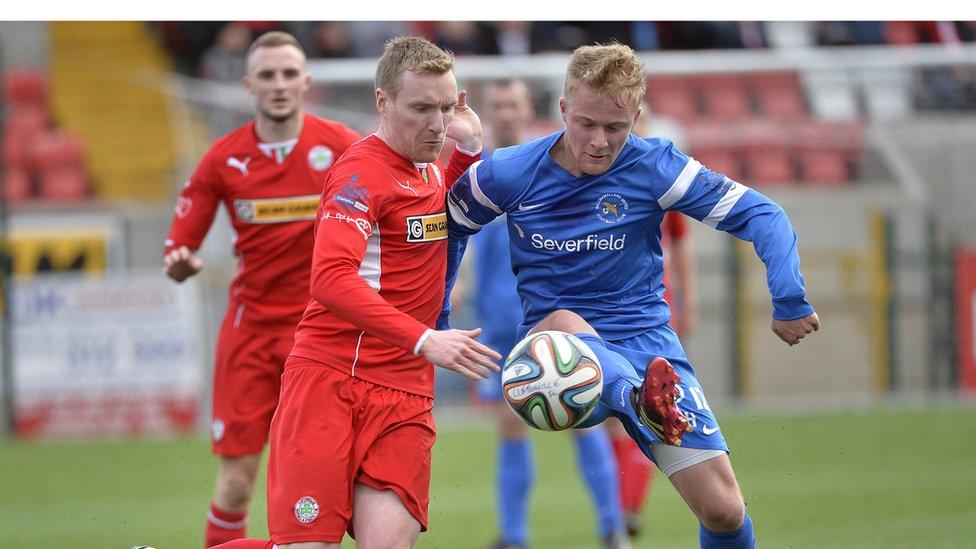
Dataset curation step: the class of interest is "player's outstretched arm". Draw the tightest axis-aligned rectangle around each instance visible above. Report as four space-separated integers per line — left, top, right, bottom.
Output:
163 245 204 283
771 312 820 346
420 327 501 381
445 89 483 155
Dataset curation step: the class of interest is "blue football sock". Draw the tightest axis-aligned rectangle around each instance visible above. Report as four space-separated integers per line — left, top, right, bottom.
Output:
699 512 755 548
575 333 642 416
498 438 533 544
573 428 625 537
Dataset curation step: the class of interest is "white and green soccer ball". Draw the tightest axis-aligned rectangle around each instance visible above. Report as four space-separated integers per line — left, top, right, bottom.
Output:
501 330 603 431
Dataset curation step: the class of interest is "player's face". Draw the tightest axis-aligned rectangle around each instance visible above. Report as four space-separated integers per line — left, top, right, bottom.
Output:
560 84 640 176
483 82 534 148
377 70 458 163
244 45 310 123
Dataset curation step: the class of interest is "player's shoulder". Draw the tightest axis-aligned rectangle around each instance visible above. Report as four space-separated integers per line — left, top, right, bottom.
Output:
487 132 560 178
326 136 395 181
630 134 697 180
303 113 361 142
203 121 256 159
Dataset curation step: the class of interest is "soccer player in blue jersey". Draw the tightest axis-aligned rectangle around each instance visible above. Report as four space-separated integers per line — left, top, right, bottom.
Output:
443 44 820 549
465 79 629 549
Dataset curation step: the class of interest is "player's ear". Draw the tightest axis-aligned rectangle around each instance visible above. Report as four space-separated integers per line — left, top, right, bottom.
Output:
559 97 567 123
376 88 388 115
243 74 254 94
302 73 311 92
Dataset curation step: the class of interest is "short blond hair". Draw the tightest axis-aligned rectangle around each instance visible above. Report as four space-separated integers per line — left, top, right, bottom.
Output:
375 36 455 98
246 31 305 62
565 43 646 109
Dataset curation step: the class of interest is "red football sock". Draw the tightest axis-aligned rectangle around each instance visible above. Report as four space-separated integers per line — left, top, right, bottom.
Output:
611 432 654 513
209 539 274 549
205 502 248 548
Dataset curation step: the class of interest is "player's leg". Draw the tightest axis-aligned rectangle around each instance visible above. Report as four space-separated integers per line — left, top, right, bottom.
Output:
267 359 357 547
570 426 629 548
654 447 754 548
527 310 669 444
206 320 286 547
606 418 654 537
352 484 422 549
210 540 277 549
354 380 437 549
492 385 534 548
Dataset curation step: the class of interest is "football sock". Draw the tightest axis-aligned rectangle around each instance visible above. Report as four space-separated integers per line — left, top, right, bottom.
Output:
205 502 247 548
498 438 534 544
574 334 642 415
208 539 274 549
573 428 625 537
611 432 654 514
699 512 755 548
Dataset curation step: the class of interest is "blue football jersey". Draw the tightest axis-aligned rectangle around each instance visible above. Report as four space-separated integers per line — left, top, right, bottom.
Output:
445 131 814 341
472 216 522 351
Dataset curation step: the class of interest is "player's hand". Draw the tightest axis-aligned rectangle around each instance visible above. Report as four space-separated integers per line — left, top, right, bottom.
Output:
421 327 501 381
771 312 820 346
446 89 483 154
163 245 204 283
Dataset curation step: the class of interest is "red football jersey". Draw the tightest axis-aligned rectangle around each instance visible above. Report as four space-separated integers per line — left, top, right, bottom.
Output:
289 135 481 397
164 113 362 329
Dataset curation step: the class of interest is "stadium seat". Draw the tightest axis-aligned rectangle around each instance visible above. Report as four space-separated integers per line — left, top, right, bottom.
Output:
647 76 700 123
798 149 850 185
752 72 808 120
884 21 921 45
746 145 796 185
1 68 47 108
28 130 86 170
3 168 33 203
2 106 49 169
698 74 753 121
692 147 744 182
39 167 89 201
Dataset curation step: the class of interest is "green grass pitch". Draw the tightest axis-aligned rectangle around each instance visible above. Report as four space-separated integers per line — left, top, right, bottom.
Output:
1 405 974 548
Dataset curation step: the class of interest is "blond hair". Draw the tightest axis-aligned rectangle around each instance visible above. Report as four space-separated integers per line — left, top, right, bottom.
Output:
245 31 305 63
375 36 455 98
564 43 646 109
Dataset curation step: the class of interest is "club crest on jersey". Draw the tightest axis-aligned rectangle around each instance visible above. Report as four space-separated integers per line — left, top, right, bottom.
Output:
406 212 448 243
595 192 629 224
294 496 319 524
308 145 334 172
211 419 225 442
175 196 193 219
234 195 320 223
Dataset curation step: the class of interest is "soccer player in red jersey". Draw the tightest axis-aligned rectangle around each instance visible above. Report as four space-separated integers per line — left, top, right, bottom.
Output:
262 36 500 549
162 31 361 548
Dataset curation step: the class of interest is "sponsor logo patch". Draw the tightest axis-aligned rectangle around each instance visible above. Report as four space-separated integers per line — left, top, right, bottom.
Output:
233 195 320 223
406 212 448 242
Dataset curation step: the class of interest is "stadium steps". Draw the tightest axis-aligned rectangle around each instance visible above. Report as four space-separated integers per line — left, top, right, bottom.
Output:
49 21 175 200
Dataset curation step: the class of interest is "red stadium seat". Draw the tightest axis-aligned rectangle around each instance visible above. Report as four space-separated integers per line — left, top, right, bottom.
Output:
28 131 86 171
699 74 753 121
746 145 796 186
2 106 49 169
39 167 89 201
2 68 48 108
692 147 744 182
3 168 33 203
751 72 808 120
798 149 850 185
647 76 700 123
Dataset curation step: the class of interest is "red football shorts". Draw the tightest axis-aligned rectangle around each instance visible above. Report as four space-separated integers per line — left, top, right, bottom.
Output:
267 357 436 545
210 311 294 457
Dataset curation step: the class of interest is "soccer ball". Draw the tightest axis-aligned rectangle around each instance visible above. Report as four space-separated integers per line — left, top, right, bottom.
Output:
502 330 603 431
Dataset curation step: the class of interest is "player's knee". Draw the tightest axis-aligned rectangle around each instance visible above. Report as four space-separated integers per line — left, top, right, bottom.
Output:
217 459 259 507
357 523 420 549
698 497 745 532
529 309 596 336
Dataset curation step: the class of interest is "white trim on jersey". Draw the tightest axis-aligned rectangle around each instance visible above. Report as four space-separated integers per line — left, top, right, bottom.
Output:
658 158 703 210
358 223 382 290
469 161 503 214
703 180 750 228
413 328 433 356
448 193 484 231
351 330 365 376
